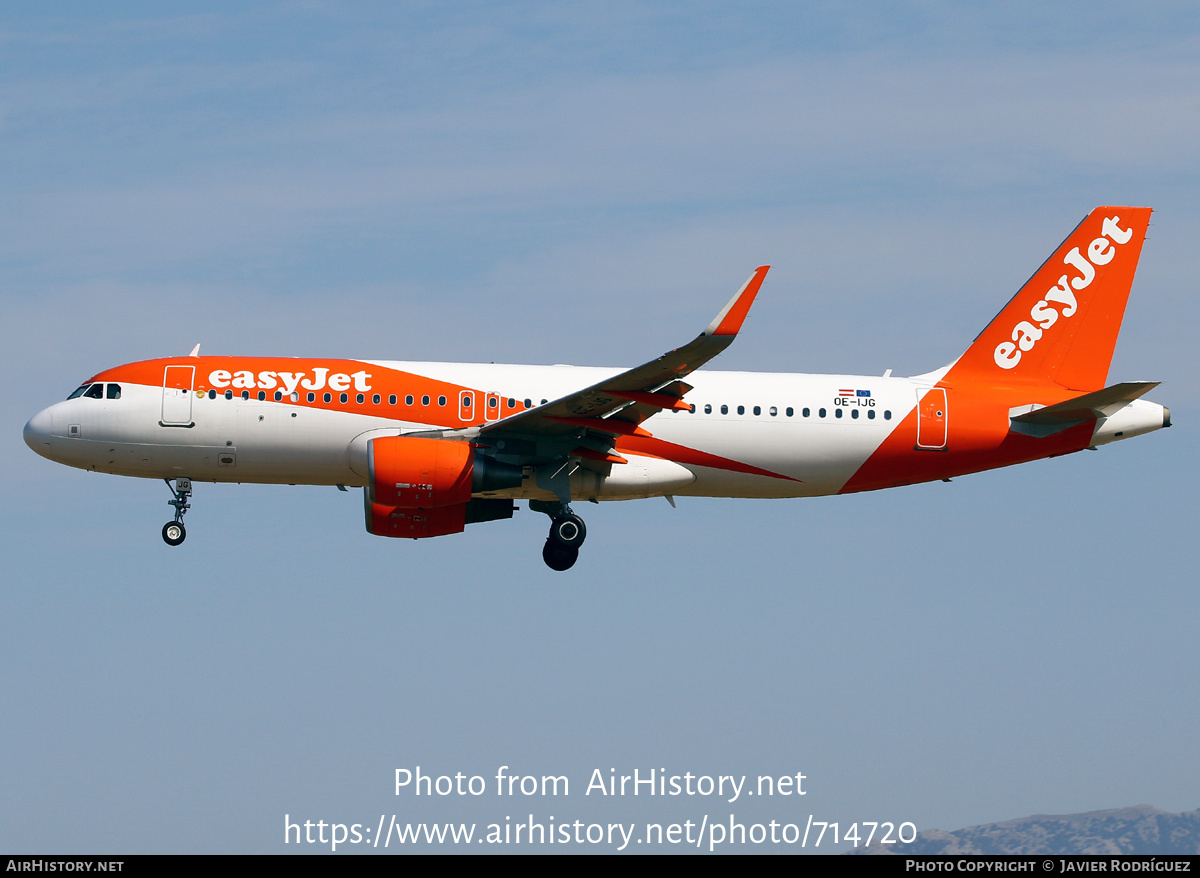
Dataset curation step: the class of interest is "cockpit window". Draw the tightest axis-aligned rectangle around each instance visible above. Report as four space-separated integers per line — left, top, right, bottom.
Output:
106 383 121 400
84 384 104 399
67 384 90 400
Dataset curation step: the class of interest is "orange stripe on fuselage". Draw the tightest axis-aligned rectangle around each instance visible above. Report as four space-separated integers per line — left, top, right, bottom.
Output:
90 357 527 428
840 380 1094 493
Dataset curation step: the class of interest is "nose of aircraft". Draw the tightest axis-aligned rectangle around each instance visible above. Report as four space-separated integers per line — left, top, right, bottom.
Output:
23 407 55 456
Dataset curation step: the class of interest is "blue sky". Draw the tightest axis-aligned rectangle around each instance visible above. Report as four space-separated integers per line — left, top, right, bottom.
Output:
3 2 1198 853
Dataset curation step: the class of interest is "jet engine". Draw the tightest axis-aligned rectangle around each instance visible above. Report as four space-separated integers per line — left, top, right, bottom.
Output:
364 436 521 539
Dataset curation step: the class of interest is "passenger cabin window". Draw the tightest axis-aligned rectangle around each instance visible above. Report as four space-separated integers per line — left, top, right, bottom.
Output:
106 384 121 400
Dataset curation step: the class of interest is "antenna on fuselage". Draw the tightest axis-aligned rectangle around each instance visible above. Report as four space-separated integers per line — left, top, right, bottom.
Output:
188 344 201 357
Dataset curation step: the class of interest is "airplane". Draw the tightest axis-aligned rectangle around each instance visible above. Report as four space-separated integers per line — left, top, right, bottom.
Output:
23 206 1170 571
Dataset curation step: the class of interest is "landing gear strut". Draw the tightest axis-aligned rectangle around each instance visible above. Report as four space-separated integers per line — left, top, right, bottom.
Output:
162 477 191 546
532 500 587 571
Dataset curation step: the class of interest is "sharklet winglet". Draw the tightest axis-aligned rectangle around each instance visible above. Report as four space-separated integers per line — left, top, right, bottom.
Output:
704 265 770 337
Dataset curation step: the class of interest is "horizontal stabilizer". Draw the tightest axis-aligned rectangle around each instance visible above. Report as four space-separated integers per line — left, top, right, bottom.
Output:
1008 382 1160 438
1011 381 1160 425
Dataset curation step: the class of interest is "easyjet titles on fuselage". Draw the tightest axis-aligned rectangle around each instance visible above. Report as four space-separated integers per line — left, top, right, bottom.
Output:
207 367 374 395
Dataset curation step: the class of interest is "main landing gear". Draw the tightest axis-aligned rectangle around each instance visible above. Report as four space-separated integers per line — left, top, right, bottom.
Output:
532 500 587 571
162 478 191 546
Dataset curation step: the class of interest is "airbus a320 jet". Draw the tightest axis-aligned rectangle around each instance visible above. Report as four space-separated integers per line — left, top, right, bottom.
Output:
24 207 1169 570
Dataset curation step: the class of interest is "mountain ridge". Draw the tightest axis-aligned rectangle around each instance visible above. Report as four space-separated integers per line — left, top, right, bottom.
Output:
851 805 1200 855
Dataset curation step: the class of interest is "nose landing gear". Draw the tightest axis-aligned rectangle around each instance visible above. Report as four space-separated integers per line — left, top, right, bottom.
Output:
162 478 191 546
532 500 587 570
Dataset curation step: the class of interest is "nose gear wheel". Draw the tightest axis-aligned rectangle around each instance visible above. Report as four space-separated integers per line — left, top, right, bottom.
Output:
161 478 192 546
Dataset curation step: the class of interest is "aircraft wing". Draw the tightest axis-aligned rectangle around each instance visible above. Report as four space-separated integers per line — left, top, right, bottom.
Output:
475 266 769 449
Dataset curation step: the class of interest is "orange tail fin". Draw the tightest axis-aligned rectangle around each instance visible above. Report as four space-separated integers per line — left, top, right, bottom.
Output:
953 207 1152 391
